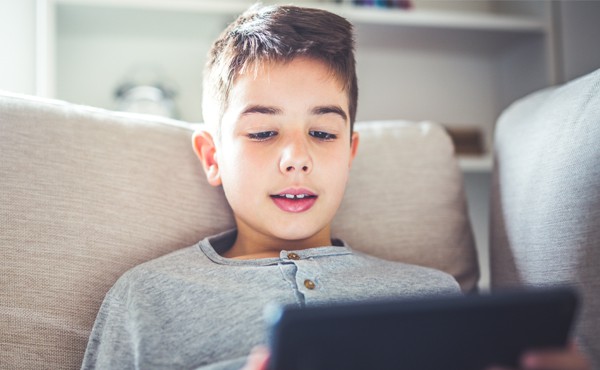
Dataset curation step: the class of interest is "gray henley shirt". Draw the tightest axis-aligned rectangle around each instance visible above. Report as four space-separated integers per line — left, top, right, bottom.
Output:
81 229 460 370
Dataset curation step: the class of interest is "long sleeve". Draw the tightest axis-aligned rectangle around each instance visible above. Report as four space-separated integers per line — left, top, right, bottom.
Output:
193 357 247 370
81 284 137 369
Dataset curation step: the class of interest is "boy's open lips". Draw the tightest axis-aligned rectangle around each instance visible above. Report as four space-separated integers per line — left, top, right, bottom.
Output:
270 190 317 213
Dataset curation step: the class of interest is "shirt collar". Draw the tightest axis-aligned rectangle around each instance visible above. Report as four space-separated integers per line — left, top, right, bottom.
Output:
199 228 352 266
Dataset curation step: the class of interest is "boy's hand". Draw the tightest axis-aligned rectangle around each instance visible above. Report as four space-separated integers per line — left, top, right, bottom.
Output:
240 342 590 370
487 341 590 370
241 346 270 370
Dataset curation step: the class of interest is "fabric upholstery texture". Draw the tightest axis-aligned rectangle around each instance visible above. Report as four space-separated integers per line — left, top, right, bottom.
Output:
490 68 600 367
0 91 477 369
333 121 478 290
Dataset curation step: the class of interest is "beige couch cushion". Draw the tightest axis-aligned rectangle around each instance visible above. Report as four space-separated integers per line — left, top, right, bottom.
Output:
333 121 477 290
0 91 477 369
491 68 600 367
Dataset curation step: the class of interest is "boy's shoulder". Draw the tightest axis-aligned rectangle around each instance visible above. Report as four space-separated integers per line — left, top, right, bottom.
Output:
107 241 209 298
107 230 242 298
125 228 238 275
348 250 461 293
134 242 204 273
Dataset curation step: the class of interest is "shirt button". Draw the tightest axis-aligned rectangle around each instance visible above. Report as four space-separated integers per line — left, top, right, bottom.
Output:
287 252 300 260
304 279 316 290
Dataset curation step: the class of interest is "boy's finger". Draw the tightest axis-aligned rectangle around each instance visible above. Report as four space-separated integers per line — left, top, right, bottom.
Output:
521 354 589 370
241 346 270 370
521 342 590 370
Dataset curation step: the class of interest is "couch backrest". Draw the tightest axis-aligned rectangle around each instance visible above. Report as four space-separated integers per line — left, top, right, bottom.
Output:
491 68 600 367
0 91 477 369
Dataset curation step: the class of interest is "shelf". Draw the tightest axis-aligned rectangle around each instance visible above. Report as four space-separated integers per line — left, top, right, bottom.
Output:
318 4 545 33
52 0 252 14
51 0 545 33
458 154 493 173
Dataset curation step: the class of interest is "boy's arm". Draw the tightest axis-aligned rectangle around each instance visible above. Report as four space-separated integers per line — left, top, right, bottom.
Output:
192 356 249 370
192 347 270 370
81 288 136 369
82 282 264 370
193 347 268 370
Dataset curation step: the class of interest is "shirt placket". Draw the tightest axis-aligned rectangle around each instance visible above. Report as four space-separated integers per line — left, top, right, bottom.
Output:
280 251 322 305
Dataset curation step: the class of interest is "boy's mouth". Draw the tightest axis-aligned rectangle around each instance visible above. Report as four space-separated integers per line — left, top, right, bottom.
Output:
270 190 317 213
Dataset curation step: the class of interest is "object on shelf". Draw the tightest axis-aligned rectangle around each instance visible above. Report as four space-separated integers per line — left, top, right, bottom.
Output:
350 0 412 9
444 125 485 155
114 66 179 119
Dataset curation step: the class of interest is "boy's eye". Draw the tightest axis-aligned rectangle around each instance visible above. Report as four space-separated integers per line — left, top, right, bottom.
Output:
310 130 337 141
248 131 278 141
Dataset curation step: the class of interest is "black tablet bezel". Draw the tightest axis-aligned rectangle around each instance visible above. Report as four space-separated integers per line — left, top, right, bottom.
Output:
267 287 578 370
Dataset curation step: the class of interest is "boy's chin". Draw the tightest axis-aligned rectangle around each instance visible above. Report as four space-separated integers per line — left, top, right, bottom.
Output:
269 226 331 247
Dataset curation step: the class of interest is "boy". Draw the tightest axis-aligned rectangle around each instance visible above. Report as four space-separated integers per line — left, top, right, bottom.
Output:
82 4 589 370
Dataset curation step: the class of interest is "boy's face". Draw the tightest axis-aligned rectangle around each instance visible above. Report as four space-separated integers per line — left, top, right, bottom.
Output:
197 57 359 251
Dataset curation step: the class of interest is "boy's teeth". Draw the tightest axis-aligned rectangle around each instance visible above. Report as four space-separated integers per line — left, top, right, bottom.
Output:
281 194 309 199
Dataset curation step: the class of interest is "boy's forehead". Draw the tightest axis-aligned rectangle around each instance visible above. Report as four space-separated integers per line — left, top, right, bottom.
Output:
225 59 347 116
233 57 346 93
218 58 351 129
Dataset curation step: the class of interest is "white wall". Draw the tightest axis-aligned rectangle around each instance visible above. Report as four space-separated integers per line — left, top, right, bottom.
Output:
55 5 227 122
0 0 36 94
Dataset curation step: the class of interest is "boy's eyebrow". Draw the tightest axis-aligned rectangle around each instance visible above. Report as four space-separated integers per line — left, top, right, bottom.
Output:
240 104 348 122
311 105 348 122
241 105 283 116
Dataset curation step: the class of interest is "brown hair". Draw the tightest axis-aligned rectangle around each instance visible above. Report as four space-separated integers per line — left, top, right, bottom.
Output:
202 4 358 134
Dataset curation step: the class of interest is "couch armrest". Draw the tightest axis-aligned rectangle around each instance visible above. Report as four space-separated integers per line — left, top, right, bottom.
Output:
490 69 600 367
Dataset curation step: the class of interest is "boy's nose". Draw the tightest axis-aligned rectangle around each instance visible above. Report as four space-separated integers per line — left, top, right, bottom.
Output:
280 138 312 175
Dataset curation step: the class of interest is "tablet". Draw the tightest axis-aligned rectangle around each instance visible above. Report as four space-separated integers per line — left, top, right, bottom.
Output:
266 287 578 370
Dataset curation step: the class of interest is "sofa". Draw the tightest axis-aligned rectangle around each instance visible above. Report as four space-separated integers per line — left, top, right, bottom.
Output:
0 67 597 369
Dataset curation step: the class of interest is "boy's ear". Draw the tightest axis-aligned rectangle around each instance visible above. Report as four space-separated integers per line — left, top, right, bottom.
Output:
349 131 360 168
192 129 222 187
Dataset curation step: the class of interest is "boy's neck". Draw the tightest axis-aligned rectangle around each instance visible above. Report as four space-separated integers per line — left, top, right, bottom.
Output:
223 225 333 260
